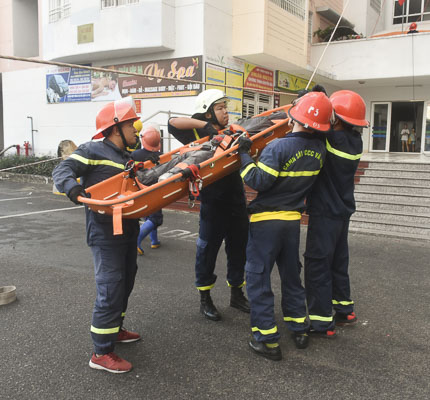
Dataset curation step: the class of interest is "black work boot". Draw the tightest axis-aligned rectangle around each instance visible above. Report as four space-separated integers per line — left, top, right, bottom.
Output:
199 290 221 321
230 287 250 313
248 338 282 361
292 332 309 349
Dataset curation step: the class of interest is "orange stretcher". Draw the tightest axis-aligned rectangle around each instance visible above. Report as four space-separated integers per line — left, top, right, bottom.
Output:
78 105 292 235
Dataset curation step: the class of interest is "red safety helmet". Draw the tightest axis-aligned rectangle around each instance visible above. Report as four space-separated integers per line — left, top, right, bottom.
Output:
141 126 161 151
288 91 333 132
93 97 139 139
409 22 417 31
330 90 368 127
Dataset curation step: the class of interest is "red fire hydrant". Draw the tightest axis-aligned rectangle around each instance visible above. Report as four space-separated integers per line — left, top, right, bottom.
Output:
23 141 31 157
16 144 21 156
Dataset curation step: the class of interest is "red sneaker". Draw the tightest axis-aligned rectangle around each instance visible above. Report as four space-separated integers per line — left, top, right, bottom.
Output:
335 312 357 326
116 328 141 343
89 352 132 373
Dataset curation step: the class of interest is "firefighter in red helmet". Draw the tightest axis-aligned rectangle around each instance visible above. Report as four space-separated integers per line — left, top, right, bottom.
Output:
132 124 164 253
304 90 368 337
53 97 141 373
238 91 332 361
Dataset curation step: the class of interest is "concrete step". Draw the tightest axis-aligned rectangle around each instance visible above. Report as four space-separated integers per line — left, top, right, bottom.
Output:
357 175 430 186
355 183 430 196
350 216 430 237
355 191 430 205
364 161 430 171
358 168 430 179
348 226 430 242
354 208 430 224
355 199 430 214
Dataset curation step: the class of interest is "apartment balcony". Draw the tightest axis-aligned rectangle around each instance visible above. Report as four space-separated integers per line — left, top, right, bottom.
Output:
42 1 175 63
310 31 430 87
232 0 308 74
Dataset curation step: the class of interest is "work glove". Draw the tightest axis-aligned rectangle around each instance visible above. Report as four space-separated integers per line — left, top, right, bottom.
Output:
237 136 252 154
203 122 219 139
68 185 88 205
147 153 160 165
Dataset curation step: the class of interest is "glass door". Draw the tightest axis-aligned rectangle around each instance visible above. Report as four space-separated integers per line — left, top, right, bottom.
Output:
370 102 391 152
422 102 430 153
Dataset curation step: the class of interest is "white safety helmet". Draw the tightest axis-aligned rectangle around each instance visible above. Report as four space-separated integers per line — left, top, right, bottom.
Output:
194 89 228 114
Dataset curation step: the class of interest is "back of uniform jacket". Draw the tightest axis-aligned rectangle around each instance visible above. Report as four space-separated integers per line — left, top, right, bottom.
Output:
306 128 363 218
241 132 326 214
52 139 139 246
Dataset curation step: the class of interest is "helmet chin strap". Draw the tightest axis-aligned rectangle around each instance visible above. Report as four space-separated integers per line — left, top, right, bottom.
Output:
209 106 221 127
114 118 129 149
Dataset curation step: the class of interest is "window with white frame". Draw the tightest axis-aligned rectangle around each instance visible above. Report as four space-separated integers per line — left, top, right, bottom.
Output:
101 0 140 8
49 0 71 23
393 0 430 24
269 0 306 20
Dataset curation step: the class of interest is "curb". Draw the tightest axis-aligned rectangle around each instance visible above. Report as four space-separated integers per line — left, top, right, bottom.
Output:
0 172 53 184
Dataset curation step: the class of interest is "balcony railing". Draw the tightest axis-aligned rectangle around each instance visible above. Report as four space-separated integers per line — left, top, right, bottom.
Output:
269 0 305 20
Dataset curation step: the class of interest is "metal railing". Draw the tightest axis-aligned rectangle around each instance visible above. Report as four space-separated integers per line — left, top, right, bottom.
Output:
269 0 306 20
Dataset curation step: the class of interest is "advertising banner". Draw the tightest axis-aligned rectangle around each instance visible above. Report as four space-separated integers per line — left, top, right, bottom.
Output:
205 63 243 123
46 66 92 103
205 63 226 91
275 71 314 93
244 63 274 92
91 56 203 101
226 69 243 122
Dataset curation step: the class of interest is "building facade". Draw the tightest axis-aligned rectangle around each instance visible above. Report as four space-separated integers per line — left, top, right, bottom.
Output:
0 0 429 156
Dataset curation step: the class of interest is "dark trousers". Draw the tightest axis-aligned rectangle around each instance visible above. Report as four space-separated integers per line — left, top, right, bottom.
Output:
195 202 248 290
245 219 308 344
90 242 138 354
304 214 353 332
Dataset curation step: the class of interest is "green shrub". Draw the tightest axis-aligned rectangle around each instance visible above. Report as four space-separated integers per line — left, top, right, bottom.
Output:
0 155 61 177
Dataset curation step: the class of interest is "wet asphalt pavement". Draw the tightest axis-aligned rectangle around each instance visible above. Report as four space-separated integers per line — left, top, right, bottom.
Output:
0 180 429 400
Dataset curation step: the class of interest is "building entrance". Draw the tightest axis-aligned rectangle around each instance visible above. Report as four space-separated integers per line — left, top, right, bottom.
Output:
370 101 424 153
389 102 423 153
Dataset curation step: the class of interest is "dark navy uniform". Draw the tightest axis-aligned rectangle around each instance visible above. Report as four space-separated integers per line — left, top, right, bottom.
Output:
240 132 326 344
304 128 362 331
168 121 248 290
52 139 139 355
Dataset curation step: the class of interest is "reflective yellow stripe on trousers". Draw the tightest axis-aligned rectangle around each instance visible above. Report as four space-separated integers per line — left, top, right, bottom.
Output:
90 325 120 335
251 326 278 335
332 299 354 306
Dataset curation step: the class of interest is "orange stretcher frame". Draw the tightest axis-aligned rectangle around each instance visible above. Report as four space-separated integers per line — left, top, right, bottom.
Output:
78 105 292 234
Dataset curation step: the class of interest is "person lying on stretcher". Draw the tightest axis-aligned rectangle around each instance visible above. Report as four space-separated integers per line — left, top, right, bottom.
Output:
134 109 288 186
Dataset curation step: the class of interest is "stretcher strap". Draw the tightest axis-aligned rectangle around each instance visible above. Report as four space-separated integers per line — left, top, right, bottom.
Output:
112 204 125 235
187 164 202 198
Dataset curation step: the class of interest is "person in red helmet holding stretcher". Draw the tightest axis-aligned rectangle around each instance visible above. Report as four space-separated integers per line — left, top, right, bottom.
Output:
168 89 250 321
132 124 164 254
237 91 332 361
304 90 368 337
52 97 142 373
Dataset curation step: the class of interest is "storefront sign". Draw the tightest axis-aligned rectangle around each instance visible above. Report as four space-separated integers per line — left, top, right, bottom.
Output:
205 63 243 123
226 69 243 122
244 63 274 92
46 66 92 103
93 56 203 100
77 24 94 44
275 71 314 93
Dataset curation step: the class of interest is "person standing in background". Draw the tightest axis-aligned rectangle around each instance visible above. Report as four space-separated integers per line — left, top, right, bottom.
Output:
132 124 164 254
400 123 410 152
